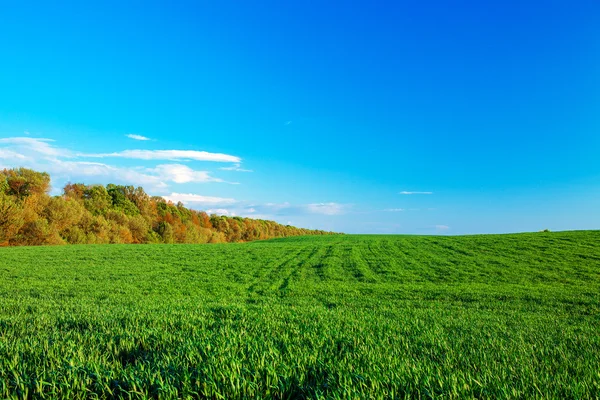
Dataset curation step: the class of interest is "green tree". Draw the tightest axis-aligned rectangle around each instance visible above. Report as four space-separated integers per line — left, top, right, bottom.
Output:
107 184 140 216
82 185 112 215
43 196 85 232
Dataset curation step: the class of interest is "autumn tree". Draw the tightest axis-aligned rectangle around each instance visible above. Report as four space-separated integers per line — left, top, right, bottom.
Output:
0 192 24 245
0 168 50 199
0 167 335 246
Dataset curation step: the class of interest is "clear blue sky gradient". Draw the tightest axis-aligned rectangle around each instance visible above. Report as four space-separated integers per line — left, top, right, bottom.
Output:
1 1 598 234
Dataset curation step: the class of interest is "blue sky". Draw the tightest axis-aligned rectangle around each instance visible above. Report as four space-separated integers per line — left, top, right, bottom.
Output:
0 0 599 234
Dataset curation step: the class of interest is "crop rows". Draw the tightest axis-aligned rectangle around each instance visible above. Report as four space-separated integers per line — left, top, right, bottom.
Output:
0 231 599 398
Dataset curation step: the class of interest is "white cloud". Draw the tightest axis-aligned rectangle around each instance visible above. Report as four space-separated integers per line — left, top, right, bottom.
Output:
171 200 351 223
245 214 277 220
1 136 351 226
41 159 169 191
150 164 225 184
162 193 236 206
188 201 351 220
126 134 151 141
306 202 347 215
205 208 236 216
384 208 405 212
0 137 72 157
285 121 292 125
219 163 253 172
0 139 169 191
400 191 433 195
263 202 291 209
0 149 27 161
0 137 237 192
86 149 240 163
246 202 350 217
435 225 450 231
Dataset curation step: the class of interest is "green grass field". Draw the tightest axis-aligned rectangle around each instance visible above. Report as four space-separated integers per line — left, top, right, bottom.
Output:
1 231 599 399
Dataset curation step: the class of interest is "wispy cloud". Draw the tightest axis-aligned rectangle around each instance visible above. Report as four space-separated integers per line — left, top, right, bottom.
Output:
435 225 450 232
167 197 352 224
0 149 27 160
0 137 240 164
306 202 347 215
126 134 151 141
16 158 169 192
149 164 232 184
0 137 72 158
400 191 433 195
85 149 241 163
205 208 236 216
284 121 292 125
247 202 351 217
384 208 405 212
219 163 253 172
0 136 236 192
1 136 349 225
163 193 236 205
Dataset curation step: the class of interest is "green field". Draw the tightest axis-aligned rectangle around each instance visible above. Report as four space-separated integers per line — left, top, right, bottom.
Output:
1 231 599 399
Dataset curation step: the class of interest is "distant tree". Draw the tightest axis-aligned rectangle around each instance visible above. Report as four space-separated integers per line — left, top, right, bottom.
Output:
0 193 24 245
128 215 150 244
157 221 174 244
107 184 140 216
0 168 335 246
63 183 86 200
0 168 50 199
82 185 112 215
43 196 85 232
17 219 64 246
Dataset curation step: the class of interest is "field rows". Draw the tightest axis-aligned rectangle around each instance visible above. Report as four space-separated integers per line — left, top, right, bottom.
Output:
0 231 599 398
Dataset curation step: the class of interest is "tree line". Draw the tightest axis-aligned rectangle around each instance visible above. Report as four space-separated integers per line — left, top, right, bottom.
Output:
0 167 335 246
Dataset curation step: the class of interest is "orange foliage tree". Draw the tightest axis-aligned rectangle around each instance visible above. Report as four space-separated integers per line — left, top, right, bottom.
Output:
0 167 337 246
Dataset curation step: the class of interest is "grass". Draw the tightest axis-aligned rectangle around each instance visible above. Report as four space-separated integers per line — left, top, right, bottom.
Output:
0 231 599 399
